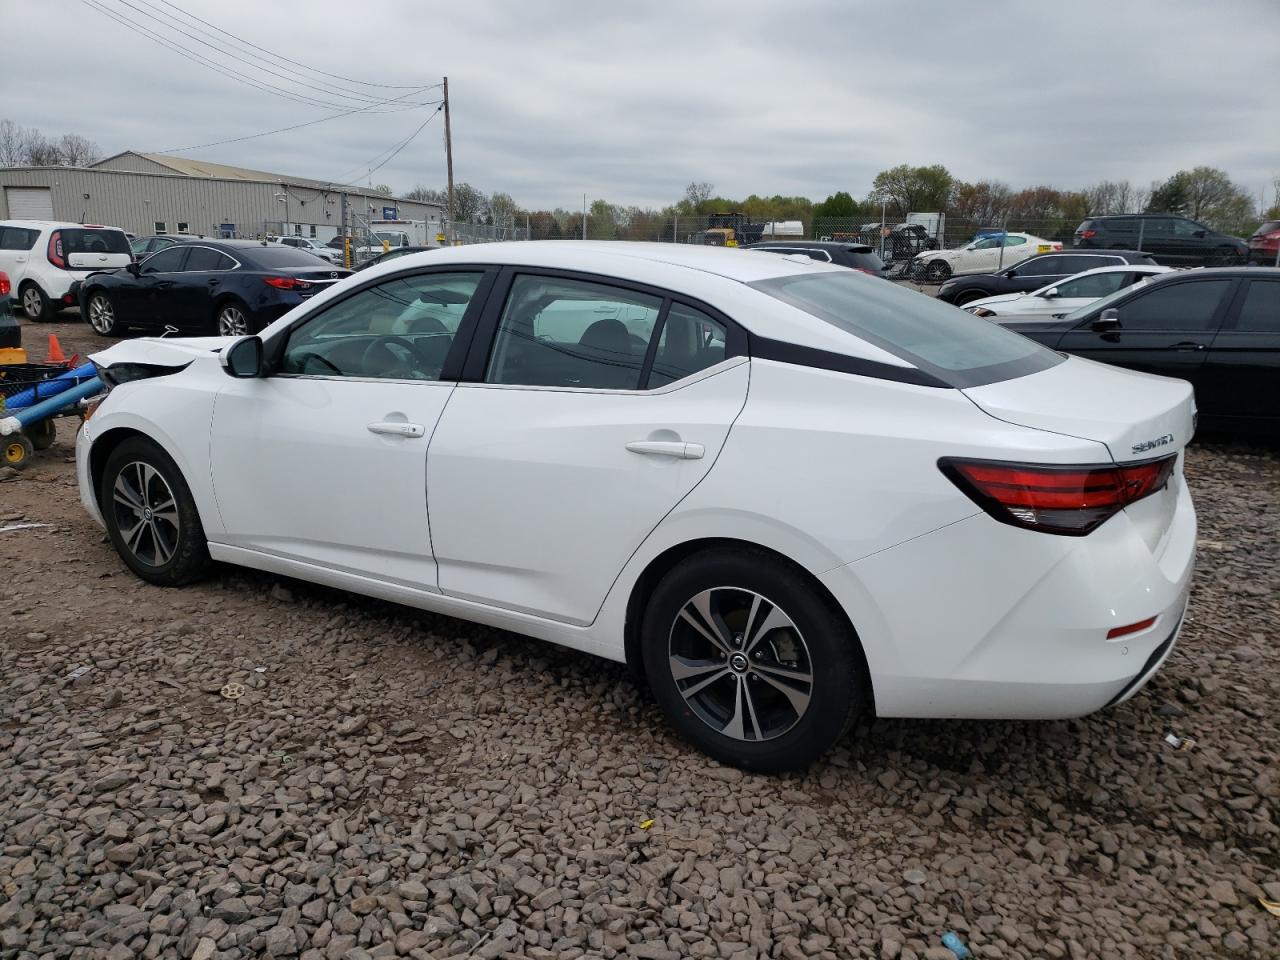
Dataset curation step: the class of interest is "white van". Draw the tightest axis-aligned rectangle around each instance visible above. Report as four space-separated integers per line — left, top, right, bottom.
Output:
0 221 133 320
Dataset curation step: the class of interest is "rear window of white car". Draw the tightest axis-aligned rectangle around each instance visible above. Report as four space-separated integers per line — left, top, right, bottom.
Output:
62 228 130 255
751 272 1064 388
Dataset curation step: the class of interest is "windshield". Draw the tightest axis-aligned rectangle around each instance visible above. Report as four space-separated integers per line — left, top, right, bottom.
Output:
751 272 1063 388
1061 277 1155 322
1255 220 1280 236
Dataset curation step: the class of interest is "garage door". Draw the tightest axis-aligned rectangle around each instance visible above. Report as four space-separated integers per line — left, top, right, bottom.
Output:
5 187 54 220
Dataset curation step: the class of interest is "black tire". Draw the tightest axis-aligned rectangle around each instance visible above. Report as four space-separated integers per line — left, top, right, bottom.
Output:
953 289 991 307
214 299 251 337
2 433 34 470
100 436 211 586
85 290 125 337
641 547 868 772
19 283 52 322
1214 246 1242 267
924 260 952 283
28 418 56 451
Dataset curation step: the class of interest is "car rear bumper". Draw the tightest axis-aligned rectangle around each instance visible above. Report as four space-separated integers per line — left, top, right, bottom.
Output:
820 472 1196 719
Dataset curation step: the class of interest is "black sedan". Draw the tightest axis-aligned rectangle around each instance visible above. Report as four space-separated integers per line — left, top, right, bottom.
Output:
354 245 434 271
743 240 887 276
937 250 1157 306
999 267 1280 437
79 240 352 338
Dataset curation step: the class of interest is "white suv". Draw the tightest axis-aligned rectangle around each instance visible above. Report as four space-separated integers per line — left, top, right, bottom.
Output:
0 221 133 320
268 235 341 265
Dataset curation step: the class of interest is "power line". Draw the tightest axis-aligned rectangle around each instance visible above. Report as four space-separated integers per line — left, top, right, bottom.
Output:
106 0 437 109
152 95 443 154
331 105 443 189
156 0 436 91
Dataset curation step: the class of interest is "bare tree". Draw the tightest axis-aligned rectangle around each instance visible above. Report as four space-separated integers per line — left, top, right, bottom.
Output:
683 181 714 208
57 132 100 166
23 129 62 166
0 120 29 167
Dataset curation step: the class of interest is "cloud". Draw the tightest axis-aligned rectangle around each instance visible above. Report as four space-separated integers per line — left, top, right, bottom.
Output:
8 0 1279 208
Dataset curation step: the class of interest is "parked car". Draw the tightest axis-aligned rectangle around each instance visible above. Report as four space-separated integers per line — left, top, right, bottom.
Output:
999 267 1279 436
743 240 887 276
1247 219 1280 266
1073 215 1248 266
963 265 1174 319
354 245 434 271
130 235 190 260
78 240 352 337
0 272 16 348
936 250 1159 306
269 235 343 265
911 232 1061 283
0 221 133 320
78 242 1196 771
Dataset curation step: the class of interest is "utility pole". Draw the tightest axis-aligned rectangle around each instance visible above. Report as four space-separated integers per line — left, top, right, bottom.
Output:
443 76 455 244
582 194 587 240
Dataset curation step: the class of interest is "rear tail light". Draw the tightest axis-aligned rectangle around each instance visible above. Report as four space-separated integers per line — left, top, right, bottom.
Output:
0 272 9 296
1078 230 1097 239
939 455 1177 536
264 276 298 290
47 230 65 268
1107 616 1157 640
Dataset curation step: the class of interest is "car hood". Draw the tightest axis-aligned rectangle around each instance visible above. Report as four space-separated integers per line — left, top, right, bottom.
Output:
915 248 962 262
90 336 231 371
966 292 1024 309
997 317 1075 337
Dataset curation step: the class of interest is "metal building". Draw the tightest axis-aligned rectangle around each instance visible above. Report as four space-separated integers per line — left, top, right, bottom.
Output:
0 151 445 243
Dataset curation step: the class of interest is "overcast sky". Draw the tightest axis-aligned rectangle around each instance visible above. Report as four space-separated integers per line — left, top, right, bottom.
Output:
9 0 1280 208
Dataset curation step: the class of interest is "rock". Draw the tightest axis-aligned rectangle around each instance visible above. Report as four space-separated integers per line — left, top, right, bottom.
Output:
191 938 217 960
902 869 927 885
1207 880 1238 906
212 898 251 924
93 770 132 793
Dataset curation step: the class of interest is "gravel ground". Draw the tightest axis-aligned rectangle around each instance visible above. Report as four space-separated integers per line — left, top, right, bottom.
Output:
1 314 1278 960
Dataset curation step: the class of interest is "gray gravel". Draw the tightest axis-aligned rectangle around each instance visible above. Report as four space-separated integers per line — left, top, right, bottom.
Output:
1 318 1278 959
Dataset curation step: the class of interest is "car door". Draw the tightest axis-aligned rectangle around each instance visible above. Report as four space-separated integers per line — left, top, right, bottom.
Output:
1169 217 1214 265
1140 217 1177 262
170 245 235 332
208 268 495 587
0 225 39 287
1197 278 1279 426
1036 270 1135 318
1055 277 1236 395
954 236 1001 274
123 245 189 328
426 270 750 625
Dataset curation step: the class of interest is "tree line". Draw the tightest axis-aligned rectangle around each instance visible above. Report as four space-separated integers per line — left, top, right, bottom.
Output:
406 165 1278 243
0 119 102 168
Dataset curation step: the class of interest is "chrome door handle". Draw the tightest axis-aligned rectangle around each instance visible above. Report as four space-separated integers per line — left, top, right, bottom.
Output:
367 421 425 438
1171 341 1206 352
625 440 704 460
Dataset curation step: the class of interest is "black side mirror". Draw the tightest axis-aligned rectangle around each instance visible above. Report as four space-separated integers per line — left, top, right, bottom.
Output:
1193 229 1206 238
1091 308 1121 332
220 335 263 377
126 261 140 276
1004 268 1017 278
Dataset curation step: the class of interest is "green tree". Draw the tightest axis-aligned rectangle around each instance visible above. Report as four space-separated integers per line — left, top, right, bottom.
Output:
867 164 953 218
1148 167 1256 234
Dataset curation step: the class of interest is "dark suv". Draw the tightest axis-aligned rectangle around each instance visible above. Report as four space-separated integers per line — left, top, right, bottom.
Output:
744 240 887 276
936 250 1157 306
998 268 1280 437
1073 215 1248 266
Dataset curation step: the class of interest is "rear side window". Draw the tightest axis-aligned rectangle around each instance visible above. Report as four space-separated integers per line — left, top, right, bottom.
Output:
1104 218 1137 233
1055 271 1129 299
751 272 1063 388
1017 255 1070 276
61 229 130 255
649 303 727 388
1114 280 1232 331
184 247 234 272
0 226 37 250
1235 281 1279 332
486 275 662 390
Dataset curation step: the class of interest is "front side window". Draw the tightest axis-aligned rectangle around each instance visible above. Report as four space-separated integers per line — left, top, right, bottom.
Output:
751 271 1063 388
1016 255 1068 276
970 237 1001 250
1142 218 1173 237
1054 271 1129 299
1235 281 1279 332
140 247 187 273
485 275 662 390
281 272 482 381
1108 280 1232 331
1172 218 1206 237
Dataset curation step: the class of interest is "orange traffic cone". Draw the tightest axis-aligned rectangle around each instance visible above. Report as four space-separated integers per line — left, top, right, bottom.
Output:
47 335 66 364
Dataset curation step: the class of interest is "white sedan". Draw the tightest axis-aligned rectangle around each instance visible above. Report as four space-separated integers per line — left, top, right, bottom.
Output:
964 264 1174 319
74 242 1196 771
913 232 1061 283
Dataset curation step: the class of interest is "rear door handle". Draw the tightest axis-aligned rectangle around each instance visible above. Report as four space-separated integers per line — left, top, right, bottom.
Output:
1171 341 1206 351
367 420 425 438
625 440 704 460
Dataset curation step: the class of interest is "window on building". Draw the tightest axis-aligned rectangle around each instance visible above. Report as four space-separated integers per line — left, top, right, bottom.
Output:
177 222 189 234
154 222 167 234
309 224 317 238
293 224 302 236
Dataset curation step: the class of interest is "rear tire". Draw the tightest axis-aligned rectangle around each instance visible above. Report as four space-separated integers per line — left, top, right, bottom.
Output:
2 434 34 470
86 291 124 337
28 418 56 451
19 283 52 322
100 436 211 586
215 301 250 337
641 547 867 772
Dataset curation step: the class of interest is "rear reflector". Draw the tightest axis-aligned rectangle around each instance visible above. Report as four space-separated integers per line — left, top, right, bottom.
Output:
1107 616 1157 639
1078 230 1097 239
939 454 1177 536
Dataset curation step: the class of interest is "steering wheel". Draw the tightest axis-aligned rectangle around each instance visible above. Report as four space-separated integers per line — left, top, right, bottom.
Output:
359 335 437 379
292 351 343 376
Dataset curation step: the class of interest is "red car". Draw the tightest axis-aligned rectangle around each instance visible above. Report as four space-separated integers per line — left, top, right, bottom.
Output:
1249 219 1280 266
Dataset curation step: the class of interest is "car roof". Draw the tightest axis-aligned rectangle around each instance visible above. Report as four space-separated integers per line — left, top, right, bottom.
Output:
747 240 875 253
1063 264 1172 276
1145 266 1280 281
0 220 128 232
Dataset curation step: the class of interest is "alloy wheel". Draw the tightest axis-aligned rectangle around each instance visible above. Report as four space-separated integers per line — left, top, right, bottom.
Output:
667 587 814 742
22 288 43 319
218 306 248 336
111 461 180 567
88 295 115 334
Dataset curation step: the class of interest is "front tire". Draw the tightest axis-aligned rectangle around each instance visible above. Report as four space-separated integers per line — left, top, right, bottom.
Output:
641 548 867 772
100 437 211 586
924 260 952 283
953 289 990 307
20 283 52 322
86 291 124 337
